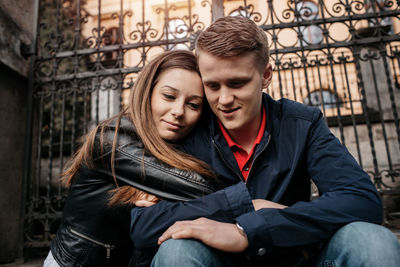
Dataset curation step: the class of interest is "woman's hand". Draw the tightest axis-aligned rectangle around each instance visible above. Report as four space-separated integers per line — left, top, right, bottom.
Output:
134 192 159 207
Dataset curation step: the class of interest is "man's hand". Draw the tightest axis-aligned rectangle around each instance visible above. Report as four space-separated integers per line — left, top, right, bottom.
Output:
252 199 287 210
158 217 249 253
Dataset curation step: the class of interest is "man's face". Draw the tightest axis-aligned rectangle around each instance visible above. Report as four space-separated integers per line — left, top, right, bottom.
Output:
198 51 272 136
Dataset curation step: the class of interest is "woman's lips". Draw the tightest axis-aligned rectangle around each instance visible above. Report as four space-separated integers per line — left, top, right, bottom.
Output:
163 120 183 130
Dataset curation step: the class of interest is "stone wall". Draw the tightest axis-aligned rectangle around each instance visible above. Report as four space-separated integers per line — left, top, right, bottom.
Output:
0 0 34 263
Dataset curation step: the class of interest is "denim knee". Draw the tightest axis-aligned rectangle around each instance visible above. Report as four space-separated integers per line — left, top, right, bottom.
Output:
316 222 400 267
152 239 195 266
151 239 233 267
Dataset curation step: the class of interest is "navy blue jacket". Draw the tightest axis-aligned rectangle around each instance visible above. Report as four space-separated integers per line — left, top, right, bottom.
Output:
130 93 383 259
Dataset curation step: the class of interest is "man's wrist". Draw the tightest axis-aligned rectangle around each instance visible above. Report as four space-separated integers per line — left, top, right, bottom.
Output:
236 222 247 237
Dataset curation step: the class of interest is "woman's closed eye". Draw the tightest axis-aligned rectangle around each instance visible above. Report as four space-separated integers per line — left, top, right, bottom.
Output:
162 93 176 100
187 101 201 110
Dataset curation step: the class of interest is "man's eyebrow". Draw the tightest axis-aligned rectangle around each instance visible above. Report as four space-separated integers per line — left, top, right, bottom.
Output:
227 77 251 82
203 77 251 83
202 79 216 84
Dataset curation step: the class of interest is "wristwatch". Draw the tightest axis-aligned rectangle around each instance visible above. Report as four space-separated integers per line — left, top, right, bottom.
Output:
236 222 247 237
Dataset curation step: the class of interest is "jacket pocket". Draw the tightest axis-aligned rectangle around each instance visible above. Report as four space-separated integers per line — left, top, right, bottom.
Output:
69 227 114 259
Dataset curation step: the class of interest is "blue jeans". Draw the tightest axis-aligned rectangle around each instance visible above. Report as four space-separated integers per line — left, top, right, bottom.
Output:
151 222 400 267
314 222 400 267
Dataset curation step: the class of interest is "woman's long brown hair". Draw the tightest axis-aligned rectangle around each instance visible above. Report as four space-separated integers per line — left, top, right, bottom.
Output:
62 50 215 206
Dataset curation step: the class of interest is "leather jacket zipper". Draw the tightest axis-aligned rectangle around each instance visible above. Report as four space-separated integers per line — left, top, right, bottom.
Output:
212 139 244 182
69 228 114 259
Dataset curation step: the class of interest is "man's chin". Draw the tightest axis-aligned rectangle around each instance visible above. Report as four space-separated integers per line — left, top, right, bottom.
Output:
219 121 240 132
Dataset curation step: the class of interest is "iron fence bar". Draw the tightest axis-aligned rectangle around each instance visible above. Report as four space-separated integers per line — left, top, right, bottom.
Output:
83 89 88 136
289 58 298 102
343 0 380 185
212 0 224 22
390 46 400 151
95 85 99 125
19 0 40 258
293 0 314 124
35 96 44 204
71 0 82 153
354 49 381 187
140 0 146 66
340 52 363 167
268 0 284 98
117 0 124 111
47 91 55 199
72 88 77 154
94 0 101 125
319 0 346 144
315 56 328 119
58 93 65 197
163 0 170 51
368 49 393 170
386 60 400 160
381 48 400 155
45 0 61 204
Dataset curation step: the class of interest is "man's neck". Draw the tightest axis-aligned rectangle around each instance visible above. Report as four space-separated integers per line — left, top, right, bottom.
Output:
228 111 263 154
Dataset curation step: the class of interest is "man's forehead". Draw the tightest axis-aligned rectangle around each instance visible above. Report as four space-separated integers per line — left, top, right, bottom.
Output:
202 73 252 83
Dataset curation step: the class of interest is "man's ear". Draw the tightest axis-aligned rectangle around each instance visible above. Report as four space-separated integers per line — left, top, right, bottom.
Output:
262 64 273 89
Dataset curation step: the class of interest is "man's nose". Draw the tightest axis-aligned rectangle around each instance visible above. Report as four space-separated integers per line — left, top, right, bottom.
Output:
218 87 234 106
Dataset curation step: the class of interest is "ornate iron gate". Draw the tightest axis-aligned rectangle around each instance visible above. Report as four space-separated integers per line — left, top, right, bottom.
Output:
24 0 400 251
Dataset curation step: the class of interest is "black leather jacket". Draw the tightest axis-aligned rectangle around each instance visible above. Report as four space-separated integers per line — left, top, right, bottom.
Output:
51 119 219 266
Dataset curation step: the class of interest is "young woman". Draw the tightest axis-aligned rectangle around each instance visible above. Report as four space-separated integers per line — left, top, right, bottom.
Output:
44 50 219 266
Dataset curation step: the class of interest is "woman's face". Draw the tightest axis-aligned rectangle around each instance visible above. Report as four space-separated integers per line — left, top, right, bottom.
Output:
151 68 203 142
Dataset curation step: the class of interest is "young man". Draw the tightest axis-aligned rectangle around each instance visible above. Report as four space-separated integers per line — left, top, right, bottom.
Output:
130 16 400 266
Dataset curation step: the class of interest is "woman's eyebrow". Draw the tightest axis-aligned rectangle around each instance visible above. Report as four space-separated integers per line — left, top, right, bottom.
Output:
189 95 203 100
160 85 179 91
161 86 203 99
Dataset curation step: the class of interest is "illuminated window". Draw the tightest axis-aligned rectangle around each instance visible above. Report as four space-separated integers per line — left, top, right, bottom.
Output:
229 9 250 19
303 90 342 109
366 0 393 29
296 1 323 45
166 18 189 50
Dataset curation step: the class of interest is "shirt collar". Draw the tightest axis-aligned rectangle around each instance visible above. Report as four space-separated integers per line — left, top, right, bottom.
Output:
217 107 266 150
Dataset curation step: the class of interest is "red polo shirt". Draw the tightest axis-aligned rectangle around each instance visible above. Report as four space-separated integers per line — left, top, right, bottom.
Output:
218 108 266 181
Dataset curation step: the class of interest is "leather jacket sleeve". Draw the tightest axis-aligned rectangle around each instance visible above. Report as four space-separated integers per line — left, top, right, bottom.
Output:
93 118 220 201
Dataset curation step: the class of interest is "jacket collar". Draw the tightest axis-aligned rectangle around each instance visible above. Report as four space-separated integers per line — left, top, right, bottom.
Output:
209 93 281 174
209 93 279 143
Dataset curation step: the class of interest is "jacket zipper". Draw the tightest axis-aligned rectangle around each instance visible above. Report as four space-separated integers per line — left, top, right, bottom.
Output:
212 139 244 182
212 134 271 184
69 228 114 259
247 134 271 181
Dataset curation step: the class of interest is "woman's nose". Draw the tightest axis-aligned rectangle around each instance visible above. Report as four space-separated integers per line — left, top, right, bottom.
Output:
171 103 184 118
